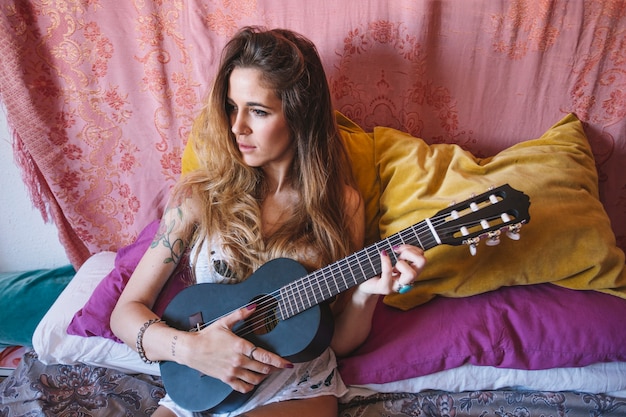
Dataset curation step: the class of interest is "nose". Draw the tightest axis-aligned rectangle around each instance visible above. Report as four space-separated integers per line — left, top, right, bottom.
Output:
231 111 250 136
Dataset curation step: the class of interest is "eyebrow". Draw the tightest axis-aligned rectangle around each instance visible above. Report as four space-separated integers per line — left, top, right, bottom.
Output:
227 98 275 110
246 101 272 109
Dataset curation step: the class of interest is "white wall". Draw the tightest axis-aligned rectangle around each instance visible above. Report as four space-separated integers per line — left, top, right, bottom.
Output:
0 107 70 272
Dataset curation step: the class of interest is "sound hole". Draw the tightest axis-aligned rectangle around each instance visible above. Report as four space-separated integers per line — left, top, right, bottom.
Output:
248 294 278 335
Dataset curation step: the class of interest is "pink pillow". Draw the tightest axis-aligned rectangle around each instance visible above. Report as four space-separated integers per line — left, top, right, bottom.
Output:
67 220 187 342
338 283 626 385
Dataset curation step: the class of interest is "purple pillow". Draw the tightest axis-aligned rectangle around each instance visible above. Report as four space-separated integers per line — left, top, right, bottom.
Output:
338 283 626 385
67 220 187 342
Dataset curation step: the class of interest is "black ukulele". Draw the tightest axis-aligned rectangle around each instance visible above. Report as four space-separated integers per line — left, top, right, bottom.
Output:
160 184 530 412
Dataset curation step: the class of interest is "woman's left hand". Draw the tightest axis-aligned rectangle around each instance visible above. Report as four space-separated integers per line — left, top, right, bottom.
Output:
330 244 426 356
357 244 426 295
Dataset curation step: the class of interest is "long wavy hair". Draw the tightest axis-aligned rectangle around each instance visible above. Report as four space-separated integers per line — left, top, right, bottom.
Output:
177 26 358 279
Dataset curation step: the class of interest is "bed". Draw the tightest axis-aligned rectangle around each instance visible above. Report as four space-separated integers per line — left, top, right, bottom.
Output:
2 1 626 416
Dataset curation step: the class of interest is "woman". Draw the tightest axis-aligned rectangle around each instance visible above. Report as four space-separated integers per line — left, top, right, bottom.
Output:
111 26 425 417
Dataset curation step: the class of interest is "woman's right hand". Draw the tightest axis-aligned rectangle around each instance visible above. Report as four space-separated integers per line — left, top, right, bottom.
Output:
178 304 294 394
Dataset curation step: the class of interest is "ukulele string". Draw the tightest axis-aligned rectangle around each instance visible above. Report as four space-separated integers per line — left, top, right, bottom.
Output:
220 236 437 339
190 213 455 335
194 214 489 337
190 208 509 337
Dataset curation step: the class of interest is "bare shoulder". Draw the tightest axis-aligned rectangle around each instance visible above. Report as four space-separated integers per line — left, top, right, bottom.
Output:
161 185 202 235
343 184 365 250
343 184 363 216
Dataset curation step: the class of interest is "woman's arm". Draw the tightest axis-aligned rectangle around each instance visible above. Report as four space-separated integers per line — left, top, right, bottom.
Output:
110 192 292 394
329 186 378 356
110 198 195 363
330 186 425 357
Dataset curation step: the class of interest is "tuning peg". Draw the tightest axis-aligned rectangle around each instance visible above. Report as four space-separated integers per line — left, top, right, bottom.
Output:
507 231 520 240
506 223 522 240
485 231 501 246
498 214 521 240
480 220 500 246
461 226 479 256
464 236 480 256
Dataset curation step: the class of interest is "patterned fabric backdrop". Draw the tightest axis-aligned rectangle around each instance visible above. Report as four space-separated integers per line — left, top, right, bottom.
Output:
1 0 625 268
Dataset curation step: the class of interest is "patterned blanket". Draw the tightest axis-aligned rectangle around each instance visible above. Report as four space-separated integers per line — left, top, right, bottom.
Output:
2 352 626 417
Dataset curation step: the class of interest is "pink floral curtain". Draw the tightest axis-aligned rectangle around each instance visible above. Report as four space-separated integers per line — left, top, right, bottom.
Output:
1 0 625 268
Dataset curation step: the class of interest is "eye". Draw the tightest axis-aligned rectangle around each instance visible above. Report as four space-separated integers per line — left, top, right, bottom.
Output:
251 108 268 117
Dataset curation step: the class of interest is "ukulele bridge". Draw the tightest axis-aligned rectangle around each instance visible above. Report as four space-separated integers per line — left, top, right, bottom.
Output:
188 311 204 332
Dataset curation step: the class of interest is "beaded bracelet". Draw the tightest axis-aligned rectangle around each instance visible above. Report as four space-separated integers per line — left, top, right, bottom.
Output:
136 318 164 364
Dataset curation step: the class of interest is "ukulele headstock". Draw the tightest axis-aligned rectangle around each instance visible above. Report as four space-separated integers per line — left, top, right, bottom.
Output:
433 184 530 255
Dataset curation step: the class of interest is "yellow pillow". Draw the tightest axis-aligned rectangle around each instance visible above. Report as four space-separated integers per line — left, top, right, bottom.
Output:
376 113 626 309
334 112 380 245
181 138 200 174
181 112 382 245
181 113 626 310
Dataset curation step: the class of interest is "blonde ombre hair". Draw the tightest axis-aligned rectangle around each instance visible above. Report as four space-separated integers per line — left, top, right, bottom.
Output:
176 27 358 279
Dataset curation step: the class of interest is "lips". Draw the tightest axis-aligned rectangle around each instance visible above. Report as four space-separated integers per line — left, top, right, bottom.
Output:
238 142 255 152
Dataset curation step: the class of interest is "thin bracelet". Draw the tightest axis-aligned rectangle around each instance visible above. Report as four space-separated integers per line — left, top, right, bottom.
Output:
136 318 164 364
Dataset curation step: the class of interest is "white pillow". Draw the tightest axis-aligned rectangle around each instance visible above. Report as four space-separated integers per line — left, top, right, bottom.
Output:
32 251 159 375
342 362 626 402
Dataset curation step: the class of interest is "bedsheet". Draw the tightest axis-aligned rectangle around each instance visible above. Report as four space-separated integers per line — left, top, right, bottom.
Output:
0 351 163 416
339 391 626 417
2 352 626 417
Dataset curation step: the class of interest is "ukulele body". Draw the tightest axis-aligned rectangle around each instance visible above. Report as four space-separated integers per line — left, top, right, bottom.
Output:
160 258 334 412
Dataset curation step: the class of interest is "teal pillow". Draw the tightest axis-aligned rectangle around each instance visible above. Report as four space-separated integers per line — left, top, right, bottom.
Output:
0 265 75 346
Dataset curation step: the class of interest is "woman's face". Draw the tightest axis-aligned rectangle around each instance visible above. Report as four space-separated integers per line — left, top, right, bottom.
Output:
227 67 294 173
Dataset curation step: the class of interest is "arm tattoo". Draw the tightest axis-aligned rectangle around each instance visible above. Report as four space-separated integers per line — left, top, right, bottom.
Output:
151 206 186 265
